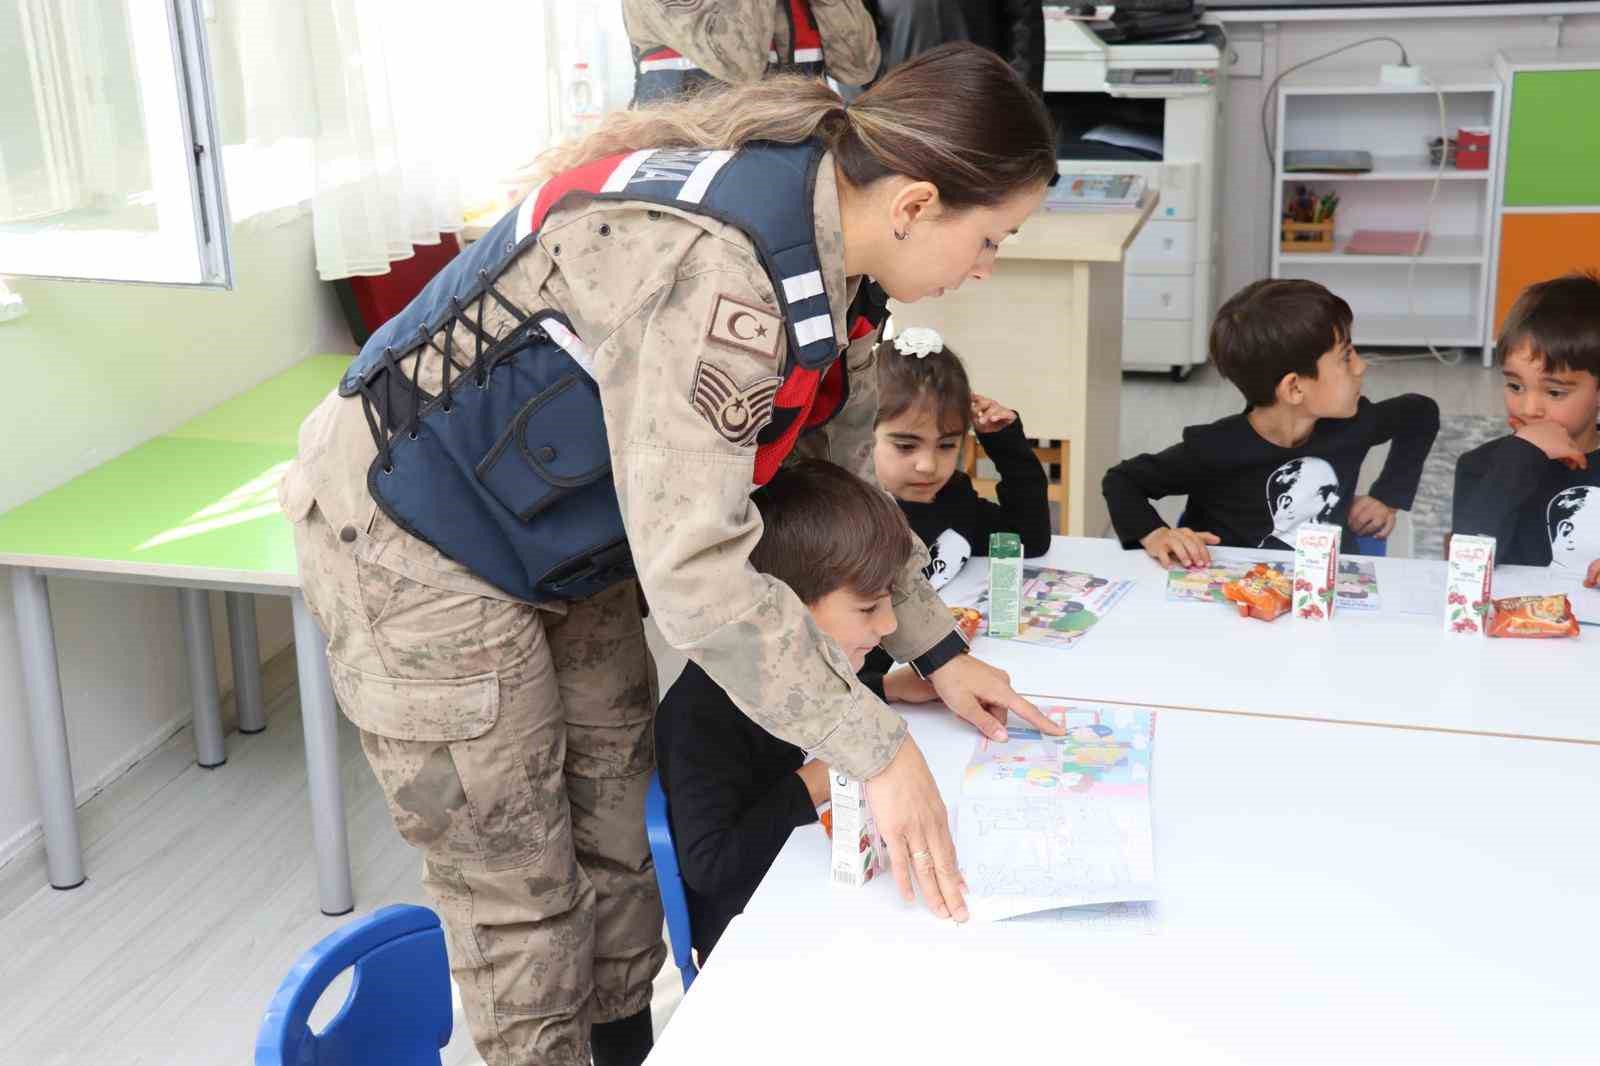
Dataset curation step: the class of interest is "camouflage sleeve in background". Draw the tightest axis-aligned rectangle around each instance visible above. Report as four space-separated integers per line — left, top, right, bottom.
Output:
588 228 908 782
620 0 778 85
811 0 882 86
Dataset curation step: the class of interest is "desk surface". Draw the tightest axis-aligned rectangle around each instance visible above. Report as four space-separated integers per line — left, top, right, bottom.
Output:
649 706 1600 1065
944 537 1600 746
0 356 345 588
998 190 1158 263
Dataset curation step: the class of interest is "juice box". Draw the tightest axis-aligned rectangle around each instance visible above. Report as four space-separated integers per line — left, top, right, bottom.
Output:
1292 523 1340 622
828 771 883 887
1444 534 1495 636
987 532 1022 638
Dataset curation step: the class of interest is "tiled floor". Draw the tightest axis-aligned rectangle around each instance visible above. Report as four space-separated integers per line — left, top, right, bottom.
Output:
0 355 1505 1065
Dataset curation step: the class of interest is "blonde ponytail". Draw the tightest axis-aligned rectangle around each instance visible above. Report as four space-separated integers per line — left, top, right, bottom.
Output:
535 44 1056 211
534 76 848 182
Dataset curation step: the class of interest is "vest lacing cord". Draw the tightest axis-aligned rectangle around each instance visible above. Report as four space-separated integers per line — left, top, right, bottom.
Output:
357 272 533 476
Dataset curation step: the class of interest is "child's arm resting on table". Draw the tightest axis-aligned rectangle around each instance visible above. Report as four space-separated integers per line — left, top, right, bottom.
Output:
1102 441 1218 565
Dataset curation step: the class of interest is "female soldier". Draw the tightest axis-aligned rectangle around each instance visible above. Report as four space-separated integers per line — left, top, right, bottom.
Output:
280 43 1060 1066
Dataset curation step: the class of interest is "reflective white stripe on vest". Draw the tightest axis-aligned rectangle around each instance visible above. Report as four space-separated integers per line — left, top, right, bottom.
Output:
782 270 825 304
639 55 700 73
513 182 547 242
792 313 835 348
793 48 823 63
601 150 655 193
542 318 597 380
676 150 735 205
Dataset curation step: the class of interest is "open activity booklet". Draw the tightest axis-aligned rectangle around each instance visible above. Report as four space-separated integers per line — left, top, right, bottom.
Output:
956 702 1156 922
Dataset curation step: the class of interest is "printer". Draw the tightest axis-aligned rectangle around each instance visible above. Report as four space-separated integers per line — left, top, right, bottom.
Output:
1044 15 1228 379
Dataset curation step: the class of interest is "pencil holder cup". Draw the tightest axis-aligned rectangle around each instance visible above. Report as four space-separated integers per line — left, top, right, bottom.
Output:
1281 220 1334 253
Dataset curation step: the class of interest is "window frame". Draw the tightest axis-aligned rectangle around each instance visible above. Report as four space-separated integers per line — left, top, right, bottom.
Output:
1 0 232 288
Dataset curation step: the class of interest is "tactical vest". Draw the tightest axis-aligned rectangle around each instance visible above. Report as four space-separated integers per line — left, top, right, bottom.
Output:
339 140 888 604
633 0 827 105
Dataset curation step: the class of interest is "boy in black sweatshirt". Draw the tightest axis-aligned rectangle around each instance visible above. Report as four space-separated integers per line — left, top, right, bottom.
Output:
1453 271 1600 582
653 461 939 962
1103 279 1439 565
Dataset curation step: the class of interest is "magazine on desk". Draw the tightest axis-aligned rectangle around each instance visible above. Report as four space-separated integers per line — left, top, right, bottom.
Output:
1046 173 1146 211
957 702 1156 922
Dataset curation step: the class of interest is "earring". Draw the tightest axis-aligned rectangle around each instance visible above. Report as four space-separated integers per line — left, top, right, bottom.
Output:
893 228 909 241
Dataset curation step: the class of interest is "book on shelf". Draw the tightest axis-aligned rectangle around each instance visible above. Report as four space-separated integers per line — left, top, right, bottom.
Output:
1283 150 1373 174
1343 229 1427 256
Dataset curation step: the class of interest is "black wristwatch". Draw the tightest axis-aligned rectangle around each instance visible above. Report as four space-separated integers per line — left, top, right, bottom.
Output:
910 630 969 680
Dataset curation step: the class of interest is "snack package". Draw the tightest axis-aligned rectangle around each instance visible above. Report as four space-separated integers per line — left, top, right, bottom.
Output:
1292 523 1340 622
1223 563 1293 622
1487 594 1580 638
828 771 884 887
950 605 983 644
1445 534 1495 636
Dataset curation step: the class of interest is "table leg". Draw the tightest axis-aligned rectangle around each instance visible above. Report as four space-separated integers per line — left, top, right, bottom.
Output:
12 568 86 889
291 592 354 916
225 592 266 734
178 588 227 768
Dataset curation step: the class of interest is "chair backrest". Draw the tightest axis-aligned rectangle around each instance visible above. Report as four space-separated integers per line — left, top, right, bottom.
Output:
255 904 452 1066
645 770 699 991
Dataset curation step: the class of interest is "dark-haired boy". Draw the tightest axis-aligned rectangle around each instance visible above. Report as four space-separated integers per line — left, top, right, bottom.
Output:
1453 271 1600 585
1102 278 1440 565
654 460 938 961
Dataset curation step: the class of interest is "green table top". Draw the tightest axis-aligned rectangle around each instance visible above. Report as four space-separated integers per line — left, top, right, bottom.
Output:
0 355 348 586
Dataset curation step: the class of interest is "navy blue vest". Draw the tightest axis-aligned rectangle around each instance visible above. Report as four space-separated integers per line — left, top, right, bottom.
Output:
340 141 879 604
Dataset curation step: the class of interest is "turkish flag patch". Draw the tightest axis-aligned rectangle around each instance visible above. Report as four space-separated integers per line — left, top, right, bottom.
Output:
705 293 782 360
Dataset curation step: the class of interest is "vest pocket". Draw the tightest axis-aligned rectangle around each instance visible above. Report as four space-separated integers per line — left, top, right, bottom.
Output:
474 372 612 521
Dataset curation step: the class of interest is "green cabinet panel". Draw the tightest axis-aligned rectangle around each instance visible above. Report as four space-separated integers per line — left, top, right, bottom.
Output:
1505 70 1600 206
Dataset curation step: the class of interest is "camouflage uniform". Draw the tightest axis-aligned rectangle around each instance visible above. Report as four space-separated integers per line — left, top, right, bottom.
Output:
622 0 880 88
280 156 954 1064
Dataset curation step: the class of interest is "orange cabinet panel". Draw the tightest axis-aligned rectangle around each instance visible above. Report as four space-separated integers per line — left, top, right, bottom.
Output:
1494 213 1600 334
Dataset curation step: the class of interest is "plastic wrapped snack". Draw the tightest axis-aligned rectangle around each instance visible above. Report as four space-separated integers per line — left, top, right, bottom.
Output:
1487 594 1580 639
1223 564 1293 622
950 605 983 644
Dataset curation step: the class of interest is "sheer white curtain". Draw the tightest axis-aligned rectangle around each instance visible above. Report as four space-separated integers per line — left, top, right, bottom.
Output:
219 0 633 281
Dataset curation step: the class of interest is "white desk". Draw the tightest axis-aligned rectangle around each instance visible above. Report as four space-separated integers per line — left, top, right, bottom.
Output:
936 537 1599 746
648 705 1600 1064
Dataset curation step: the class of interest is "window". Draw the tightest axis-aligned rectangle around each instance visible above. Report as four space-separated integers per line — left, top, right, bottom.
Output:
0 0 230 286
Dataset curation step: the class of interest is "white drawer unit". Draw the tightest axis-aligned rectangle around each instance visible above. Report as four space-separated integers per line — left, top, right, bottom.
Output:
1126 220 1196 276
1125 273 1195 320
1045 17 1227 379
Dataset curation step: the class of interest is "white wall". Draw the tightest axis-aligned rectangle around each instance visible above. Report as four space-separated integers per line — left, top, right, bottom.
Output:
0 213 349 866
1214 10 1600 305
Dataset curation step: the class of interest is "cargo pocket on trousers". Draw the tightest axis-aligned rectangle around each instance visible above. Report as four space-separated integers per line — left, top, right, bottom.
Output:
329 658 544 870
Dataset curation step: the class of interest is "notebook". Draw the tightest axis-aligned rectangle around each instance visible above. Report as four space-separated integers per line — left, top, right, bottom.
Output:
1284 150 1373 173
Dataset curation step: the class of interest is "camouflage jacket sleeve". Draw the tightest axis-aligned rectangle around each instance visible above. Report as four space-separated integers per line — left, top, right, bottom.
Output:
584 226 908 781
788 321 956 666
621 0 777 85
812 0 881 86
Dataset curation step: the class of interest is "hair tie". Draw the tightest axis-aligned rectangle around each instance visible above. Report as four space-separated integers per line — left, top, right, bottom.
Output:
893 327 943 359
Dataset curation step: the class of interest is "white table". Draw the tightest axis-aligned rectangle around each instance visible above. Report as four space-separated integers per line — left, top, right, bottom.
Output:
939 537 1599 746
648 704 1600 1064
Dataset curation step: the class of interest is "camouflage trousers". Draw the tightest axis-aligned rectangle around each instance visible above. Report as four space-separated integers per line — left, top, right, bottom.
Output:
294 507 665 1066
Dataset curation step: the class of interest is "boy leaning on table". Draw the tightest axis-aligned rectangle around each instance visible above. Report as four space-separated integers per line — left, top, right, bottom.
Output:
653 461 941 962
1452 272 1600 586
1102 278 1440 567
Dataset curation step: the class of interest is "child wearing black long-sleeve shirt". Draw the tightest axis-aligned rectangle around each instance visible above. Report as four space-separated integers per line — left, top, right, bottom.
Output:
654 461 938 962
872 327 1052 588
1103 279 1439 564
1453 272 1600 582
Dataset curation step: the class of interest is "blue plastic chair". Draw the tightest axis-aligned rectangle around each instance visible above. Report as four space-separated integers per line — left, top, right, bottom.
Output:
255 904 453 1066
645 770 698 991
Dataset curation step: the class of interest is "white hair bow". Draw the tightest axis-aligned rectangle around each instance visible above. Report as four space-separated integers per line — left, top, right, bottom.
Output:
893 327 944 359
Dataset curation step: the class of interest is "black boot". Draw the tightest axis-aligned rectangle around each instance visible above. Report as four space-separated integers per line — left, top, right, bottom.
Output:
590 1006 653 1066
